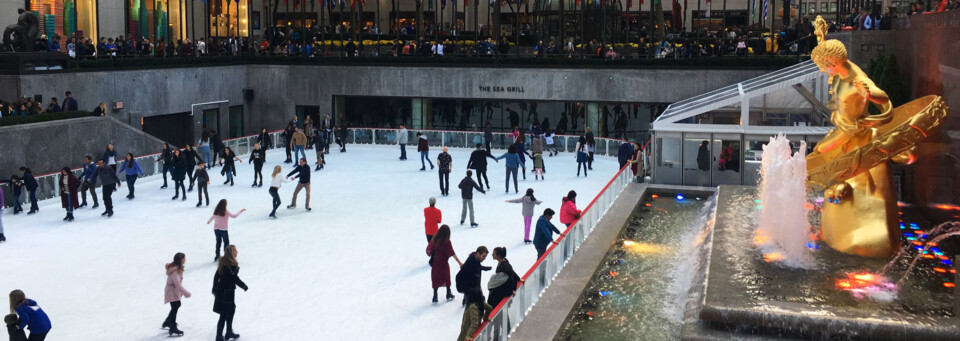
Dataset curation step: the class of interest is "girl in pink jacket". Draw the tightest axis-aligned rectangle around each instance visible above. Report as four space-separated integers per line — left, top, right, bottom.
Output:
163 252 191 336
559 191 581 227
207 199 246 262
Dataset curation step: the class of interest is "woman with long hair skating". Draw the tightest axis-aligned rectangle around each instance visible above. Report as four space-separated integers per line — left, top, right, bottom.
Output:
162 252 191 336
207 199 246 261
212 245 247 341
268 165 291 218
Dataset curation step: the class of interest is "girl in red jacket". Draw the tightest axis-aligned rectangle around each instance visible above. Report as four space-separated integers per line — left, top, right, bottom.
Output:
559 190 581 227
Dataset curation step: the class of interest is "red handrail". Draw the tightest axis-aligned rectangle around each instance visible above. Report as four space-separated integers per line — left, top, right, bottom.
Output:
471 159 631 339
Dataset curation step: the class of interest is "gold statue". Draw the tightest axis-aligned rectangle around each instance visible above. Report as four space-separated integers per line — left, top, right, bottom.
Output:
805 16 950 257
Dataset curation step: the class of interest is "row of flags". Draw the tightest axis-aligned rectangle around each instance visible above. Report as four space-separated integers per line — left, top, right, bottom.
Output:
279 0 777 16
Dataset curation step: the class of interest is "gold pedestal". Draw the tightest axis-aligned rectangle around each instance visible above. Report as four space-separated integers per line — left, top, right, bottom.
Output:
820 162 900 257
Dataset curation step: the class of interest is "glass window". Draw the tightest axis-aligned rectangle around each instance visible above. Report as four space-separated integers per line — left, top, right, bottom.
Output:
683 134 712 186
128 0 171 41
808 2 817 14
743 136 767 186
30 0 99 41
830 2 838 13
210 0 250 37
821 2 830 13
655 133 682 185
712 134 741 185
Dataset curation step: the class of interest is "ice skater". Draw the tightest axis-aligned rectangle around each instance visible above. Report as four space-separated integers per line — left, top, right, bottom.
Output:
575 136 589 177
290 127 307 163
495 145 521 193
286 158 312 211
1 175 23 215
396 124 408 160
437 147 453 196
455 246 491 306
424 197 441 243
220 147 242 186
207 199 246 262
117 153 144 199
544 129 559 156
213 245 247 341
313 138 325 172
487 247 522 307
426 225 462 304
458 170 485 227
57 167 80 222
336 123 348 152
102 144 119 173
94 159 120 217
170 150 188 201
532 152 545 180
467 143 497 190
248 143 266 187
183 144 203 192
417 132 434 171
268 166 291 218
560 191 581 228
156 143 173 189
534 208 564 259
163 252 191 337
198 133 213 168
0 186 5 243
513 133 533 180
78 156 99 209
506 189 543 244
18 168 38 214
195 163 211 207
7 290 51 340
4 313 26 341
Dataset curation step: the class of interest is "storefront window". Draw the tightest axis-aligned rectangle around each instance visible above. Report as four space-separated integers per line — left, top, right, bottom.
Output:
29 0 96 41
210 0 250 37
127 0 175 41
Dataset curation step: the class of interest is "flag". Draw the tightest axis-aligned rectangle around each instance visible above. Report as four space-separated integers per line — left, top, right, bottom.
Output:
626 0 632 9
706 0 710 18
351 0 357 7
489 0 495 7
762 0 767 20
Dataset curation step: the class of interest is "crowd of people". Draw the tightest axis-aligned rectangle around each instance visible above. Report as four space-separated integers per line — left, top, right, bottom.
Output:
0 113 646 340
0 91 108 119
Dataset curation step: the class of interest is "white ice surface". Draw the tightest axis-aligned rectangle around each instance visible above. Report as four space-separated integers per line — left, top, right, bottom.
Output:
0 144 617 341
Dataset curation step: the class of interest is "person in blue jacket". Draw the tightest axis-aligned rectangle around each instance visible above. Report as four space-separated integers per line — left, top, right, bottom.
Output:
117 153 144 199
8 290 51 340
533 208 564 259
18 168 38 215
79 156 99 209
617 141 636 170
495 145 522 194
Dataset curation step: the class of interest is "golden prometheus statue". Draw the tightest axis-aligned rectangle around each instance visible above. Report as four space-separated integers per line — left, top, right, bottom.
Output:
805 16 950 257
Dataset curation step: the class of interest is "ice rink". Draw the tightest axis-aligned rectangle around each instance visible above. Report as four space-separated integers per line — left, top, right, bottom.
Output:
0 144 617 340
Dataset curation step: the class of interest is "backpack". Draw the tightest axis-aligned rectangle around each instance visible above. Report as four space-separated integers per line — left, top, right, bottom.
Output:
455 267 468 293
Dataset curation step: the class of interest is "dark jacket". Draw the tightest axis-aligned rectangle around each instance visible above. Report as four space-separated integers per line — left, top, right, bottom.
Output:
184 149 202 167
437 152 452 173
210 133 225 152
170 156 187 181
59 172 81 209
221 152 237 175
458 176 485 200
158 148 172 166
483 125 493 143
533 216 562 252
456 252 492 293
417 136 429 152
248 148 266 165
257 132 273 149
63 97 78 111
618 142 635 166
287 164 311 184
93 165 120 187
467 149 496 171
488 259 522 307
22 171 38 191
102 149 118 166
195 169 210 184
7 323 27 341
212 265 248 314
81 163 98 184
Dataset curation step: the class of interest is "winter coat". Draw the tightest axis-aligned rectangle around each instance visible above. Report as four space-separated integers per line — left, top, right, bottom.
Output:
184 149 203 167
59 172 80 209
165 264 192 304
159 148 173 166
483 125 493 143
424 206 442 236
248 148 266 166
533 154 544 169
102 149 118 166
457 301 493 341
458 176 485 200
397 128 409 144
496 152 521 169
212 265 247 314
427 240 455 289
14 299 51 334
210 133 225 152
21 171 38 191
456 252 492 293
257 132 273 149
507 196 543 217
291 131 307 147
559 198 581 225
487 259 521 307
618 142 635 166
468 149 496 171
81 163 98 184
6 323 26 341
417 136 429 152
514 141 529 165
287 165 311 184
533 215 562 252
119 160 144 176
94 165 120 187
438 152 452 173
171 156 187 181
221 152 238 175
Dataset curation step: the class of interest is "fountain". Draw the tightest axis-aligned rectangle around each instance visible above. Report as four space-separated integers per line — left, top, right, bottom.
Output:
756 134 812 268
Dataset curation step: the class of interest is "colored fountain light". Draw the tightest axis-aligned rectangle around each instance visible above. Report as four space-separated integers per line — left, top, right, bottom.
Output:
676 194 685 201
835 272 897 301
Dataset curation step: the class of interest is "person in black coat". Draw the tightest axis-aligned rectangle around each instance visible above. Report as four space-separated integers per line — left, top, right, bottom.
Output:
285 159 312 211
183 144 204 192
212 245 247 341
220 147 242 186
210 130 225 167
170 150 188 201
456 246 491 306
19 168 39 214
256 128 273 150
248 143 266 187
467 143 498 190
156 143 173 189
458 171 485 227
487 247 522 307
